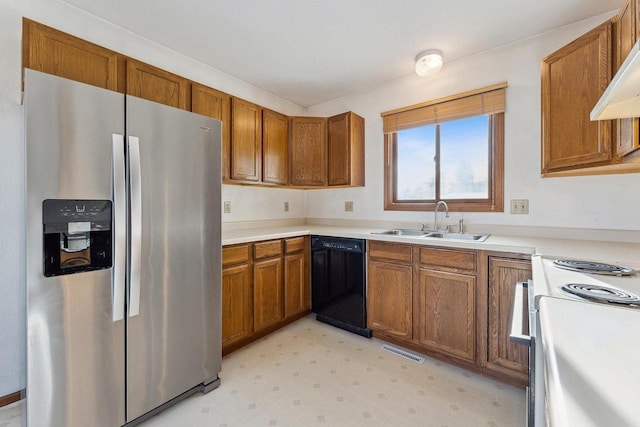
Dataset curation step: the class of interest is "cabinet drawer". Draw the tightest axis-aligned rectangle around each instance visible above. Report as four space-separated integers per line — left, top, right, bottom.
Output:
419 247 476 272
222 244 250 267
254 240 282 260
285 236 306 254
368 241 412 264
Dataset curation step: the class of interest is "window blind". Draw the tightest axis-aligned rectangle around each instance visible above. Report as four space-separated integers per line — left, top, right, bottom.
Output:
381 82 507 134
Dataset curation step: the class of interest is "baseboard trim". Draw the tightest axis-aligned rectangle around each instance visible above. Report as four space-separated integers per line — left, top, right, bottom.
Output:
0 390 24 408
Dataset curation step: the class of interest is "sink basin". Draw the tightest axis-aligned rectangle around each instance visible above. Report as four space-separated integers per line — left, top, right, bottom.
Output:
371 229 428 237
423 232 489 242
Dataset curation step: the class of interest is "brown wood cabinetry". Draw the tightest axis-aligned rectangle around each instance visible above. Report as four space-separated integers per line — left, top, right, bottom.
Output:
263 109 289 185
254 257 284 332
367 241 413 338
253 240 284 331
414 248 476 362
222 245 253 351
231 98 262 182
485 257 531 384
22 19 368 187
289 117 327 186
541 21 613 174
22 18 124 92
126 59 190 109
191 83 232 179
327 112 365 186
284 237 310 318
616 0 640 156
222 236 310 354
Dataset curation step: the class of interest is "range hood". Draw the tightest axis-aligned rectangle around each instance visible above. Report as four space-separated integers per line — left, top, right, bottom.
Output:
591 38 640 120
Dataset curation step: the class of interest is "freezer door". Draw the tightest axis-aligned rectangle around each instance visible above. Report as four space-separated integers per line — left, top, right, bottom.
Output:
24 70 126 427
125 96 222 422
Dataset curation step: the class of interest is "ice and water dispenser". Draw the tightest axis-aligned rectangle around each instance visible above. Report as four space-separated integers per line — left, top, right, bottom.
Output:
42 199 112 276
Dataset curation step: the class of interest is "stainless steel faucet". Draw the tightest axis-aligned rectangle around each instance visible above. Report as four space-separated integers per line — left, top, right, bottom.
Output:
434 200 449 232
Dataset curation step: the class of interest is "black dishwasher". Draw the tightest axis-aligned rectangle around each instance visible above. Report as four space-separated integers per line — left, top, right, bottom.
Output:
311 235 371 338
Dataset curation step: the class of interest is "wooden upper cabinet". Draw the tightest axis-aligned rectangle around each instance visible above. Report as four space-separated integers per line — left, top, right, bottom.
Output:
191 84 232 179
253 258 284 332
231 98 262 182
289 117 327 186
22 18 124 92
327 112 365 187
127 59 190 110
262 109 289 185
541 21 613 173
616 0 640 156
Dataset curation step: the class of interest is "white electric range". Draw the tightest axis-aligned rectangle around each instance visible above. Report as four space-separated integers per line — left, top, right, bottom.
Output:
525 255 640 427
532 255 640 304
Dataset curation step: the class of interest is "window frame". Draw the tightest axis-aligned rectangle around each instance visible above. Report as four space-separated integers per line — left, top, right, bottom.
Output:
382 87 505 213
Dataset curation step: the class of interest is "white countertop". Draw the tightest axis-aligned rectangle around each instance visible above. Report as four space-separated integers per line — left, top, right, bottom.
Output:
222 224 640 262
538 296 640 427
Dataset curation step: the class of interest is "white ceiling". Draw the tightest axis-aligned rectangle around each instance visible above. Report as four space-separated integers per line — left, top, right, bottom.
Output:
61 0 619 107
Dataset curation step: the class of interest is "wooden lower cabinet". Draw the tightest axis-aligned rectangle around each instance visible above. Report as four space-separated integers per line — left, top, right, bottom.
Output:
485 257 531 383
222 245 253 351
254 258 284 332
284 251 309 317
414 268 476 362
222 237 310 354
367 260 413 338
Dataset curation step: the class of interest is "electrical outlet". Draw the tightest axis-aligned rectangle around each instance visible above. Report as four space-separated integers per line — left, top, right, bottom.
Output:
345 201 354 212
223 201 231 213
510 199 529 214
284 201 289 212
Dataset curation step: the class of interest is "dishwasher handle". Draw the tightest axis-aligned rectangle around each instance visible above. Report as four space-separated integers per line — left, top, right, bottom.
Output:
509 281 532 346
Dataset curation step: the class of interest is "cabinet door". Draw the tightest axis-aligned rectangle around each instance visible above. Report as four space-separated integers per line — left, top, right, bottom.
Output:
486 258 531 381
289 117 327 186
284 252 309 318
367 260 412 338
415 269 475 362
327 112 365 186
254 258 283 331
617 0 640 156
222 263 253 349
126 59 190 110
541 21 613 173
191 84 232 179
263 109 289 185
22 18 123 92
231 98 262 182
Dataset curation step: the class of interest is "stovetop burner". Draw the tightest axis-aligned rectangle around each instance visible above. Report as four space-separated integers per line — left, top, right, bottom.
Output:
553 259 636 276
561 283 640 305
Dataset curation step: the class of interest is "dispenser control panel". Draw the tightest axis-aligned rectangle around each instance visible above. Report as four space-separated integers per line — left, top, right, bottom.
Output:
43 199 112 277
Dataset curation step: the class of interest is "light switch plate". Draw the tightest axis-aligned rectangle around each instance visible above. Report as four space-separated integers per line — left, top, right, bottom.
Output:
223 201 231 213
345 201 354 212
510 199 529 214
284 201 289 212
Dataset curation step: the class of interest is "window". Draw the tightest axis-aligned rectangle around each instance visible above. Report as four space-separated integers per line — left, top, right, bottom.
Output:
381 83 505 212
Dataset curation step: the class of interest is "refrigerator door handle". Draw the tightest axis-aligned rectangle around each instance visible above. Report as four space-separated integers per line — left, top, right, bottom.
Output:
111 134 126 322
128 136 142 317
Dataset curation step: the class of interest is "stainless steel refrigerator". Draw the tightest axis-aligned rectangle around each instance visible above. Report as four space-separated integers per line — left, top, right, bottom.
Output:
24 69 222 427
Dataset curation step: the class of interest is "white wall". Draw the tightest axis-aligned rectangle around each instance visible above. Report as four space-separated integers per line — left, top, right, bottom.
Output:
0 0 305 396
306 12 640 232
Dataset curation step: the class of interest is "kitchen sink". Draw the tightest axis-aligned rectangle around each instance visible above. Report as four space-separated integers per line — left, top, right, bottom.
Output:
371 229 489 242
423 232 489 242
371 229 428 236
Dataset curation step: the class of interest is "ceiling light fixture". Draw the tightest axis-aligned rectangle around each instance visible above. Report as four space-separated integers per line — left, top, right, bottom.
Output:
415 49 443 76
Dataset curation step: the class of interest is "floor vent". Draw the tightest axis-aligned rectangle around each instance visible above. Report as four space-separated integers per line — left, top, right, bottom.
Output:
380 344 426 364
